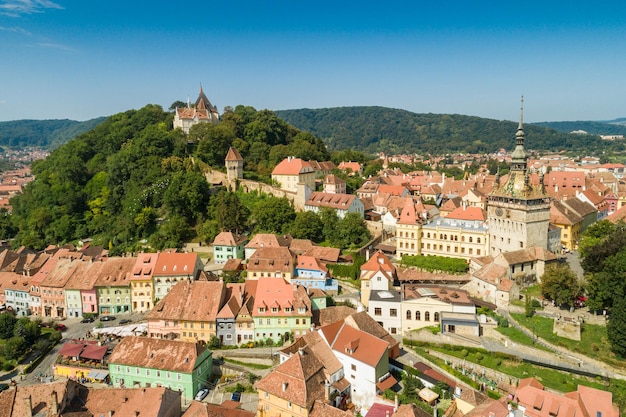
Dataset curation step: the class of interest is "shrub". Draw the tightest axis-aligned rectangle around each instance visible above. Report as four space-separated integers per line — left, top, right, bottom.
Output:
461 349 469 358
2 362 14 371
531 299 542 309
475 352 484 362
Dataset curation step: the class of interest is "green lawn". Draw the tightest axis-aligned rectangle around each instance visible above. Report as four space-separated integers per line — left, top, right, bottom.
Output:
510 313 626 370
407 342 626 411
494 325 552 353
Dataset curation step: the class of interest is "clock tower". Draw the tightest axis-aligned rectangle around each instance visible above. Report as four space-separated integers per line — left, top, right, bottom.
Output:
487 98 550 255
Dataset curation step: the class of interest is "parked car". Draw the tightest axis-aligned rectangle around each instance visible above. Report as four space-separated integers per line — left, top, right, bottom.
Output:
99 315 116 322
195 388 209 401
55 323 67 331
231 392 241 402
80 317 94 323
119 319 132 325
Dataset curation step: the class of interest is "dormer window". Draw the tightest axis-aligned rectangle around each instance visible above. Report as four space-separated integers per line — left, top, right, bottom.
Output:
173 265 177 272
271 307 278 313
259 307 266 313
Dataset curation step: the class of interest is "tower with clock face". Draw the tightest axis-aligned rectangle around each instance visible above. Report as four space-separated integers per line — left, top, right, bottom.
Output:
487 98 551 256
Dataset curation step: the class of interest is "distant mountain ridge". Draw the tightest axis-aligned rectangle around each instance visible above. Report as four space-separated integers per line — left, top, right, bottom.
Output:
0 117 106 149
532 120 626 135
275 106 620 155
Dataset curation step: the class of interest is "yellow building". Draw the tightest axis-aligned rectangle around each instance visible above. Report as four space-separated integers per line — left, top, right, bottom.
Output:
271 157 316 193
145 280 225 344
256 347 327 417
550 200 583 251
130 253 157 313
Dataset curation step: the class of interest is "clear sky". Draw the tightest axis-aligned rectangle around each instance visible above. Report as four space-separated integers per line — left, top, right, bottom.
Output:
1 0 625 123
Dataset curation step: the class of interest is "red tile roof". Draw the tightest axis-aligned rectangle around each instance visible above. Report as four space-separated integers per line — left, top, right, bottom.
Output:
272 157 314 175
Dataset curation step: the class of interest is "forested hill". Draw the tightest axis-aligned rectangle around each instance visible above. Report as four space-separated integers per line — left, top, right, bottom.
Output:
0 118 106 149
532 120 626 136
275 106 620 154
8 104 330 252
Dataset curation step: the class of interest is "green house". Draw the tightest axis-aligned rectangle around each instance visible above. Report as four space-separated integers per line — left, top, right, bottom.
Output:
108 336 212 400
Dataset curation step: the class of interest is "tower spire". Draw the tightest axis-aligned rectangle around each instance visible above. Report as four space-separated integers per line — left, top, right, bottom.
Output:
518 95 524 130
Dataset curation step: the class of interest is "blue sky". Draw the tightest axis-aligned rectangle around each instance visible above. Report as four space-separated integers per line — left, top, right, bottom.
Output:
1 0 625 123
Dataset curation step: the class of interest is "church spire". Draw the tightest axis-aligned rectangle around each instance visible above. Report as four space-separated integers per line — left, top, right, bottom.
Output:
510 95 527 166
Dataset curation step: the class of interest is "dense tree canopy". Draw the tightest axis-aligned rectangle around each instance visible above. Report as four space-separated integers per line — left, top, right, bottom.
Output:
7 104 335 253
276 106 623 155
539 264 581 307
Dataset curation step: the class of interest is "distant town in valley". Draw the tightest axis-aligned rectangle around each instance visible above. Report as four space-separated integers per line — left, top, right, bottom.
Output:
0 91 624 417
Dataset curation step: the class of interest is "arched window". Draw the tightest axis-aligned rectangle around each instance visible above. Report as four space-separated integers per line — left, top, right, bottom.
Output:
406 310 412 320
477 237 481 244
427 233 431 238
469 237 473 243
434 312 440 322
416 311 421 320
425 311 430 321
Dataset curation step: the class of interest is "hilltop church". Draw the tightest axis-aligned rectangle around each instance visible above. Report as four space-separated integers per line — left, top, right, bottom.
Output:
173 86 220 133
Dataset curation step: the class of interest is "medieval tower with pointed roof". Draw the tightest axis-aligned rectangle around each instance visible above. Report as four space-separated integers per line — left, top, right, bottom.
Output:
487 98 551 255
173 86 220 133
225 146 244 182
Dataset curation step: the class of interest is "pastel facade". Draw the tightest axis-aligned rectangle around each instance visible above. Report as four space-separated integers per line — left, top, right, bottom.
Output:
153 252 203 300
94 257 136 315
253 278 312 343
360 251 397 308
146 280 226 344
401 287 475 334
246 246 295 282
108 336 213 400
271 157 316 193
213 231 247 263
131 253 158 313
293 255 338 292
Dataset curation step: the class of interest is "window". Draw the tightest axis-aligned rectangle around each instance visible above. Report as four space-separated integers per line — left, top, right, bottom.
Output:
416 311 421 320
351 364 356 371
434 312 440 322
406 310 411 320
374 307 382 316
390 309 397 317
425 312 430 321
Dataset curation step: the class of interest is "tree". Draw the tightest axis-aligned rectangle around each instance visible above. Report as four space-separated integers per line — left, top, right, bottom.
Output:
252 197 296 234
13 318 40 345
608 296 626 357
211 191 249 234
169 100 187 112
290 211 324 242
0 312 17 339
335 213 371 248
540 263 580 307
3 335 26 360
319 207 339 244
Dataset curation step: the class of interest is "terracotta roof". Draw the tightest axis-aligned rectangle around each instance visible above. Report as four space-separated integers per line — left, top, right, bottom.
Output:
563 197 597 218
322 322 389 367
302 246 341 263
247 247 294 273
472 263 508 285
245 233 290 249
361 251 395 276
255 346 325 410
153 252 201 277
365 402 396 417
93 257 136 287
9 379 77 417
108 336 208 373
289 239 315 253
551 200 583 225
344 311 399 352
297 255 328 274
305 192 357 210
225 147 244 162
146 280 225 321
446 206 486 221
272 157 314 175
183 401 255 417
252 278 311 317
393 404 431 417
378 184 408 196
402 285 474 306
324 174 346 185
40 258 81 288
607 204 626 223
131 252 158 281
337 161 362 173
222 258 244 272
310 400 353 417
314 305 356 327
214 232 248 246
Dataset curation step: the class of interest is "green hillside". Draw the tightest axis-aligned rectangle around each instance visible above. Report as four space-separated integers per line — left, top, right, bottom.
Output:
0 117 106 149
532 120 626 136
275 106 621 155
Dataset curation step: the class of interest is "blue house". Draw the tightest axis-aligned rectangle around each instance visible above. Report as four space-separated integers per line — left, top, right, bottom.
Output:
293 255 338 293
213 232 248 264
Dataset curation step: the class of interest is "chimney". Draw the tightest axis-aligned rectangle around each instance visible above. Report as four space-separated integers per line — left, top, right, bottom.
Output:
135 412 140 417
51 391 58 415
386 412 390 417
365 249 370 261
298 347 304 356
394 395 399 412
324 381 330 402
24 395 33 417
109 411 114 417
282 382 288 392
